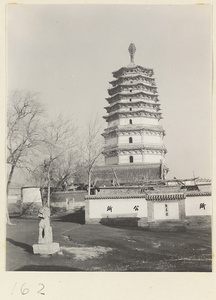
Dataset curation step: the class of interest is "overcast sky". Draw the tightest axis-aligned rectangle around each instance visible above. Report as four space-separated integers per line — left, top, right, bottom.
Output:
7 4 212 179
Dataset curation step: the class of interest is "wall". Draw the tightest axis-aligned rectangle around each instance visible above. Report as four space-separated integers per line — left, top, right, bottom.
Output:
51 191 86 212
105 136 118 146
87 197 148 220
108 116 159 128
119 154 142 164
105 156 118 165
85 192 211 228
51 191 86 203
185 195 211 216
144 154 162 163
22 187 42 203
118 135 142 144
143 135 161 144
119 117 159 126
108 119 119 127
106 133 162 146
8 187 21 203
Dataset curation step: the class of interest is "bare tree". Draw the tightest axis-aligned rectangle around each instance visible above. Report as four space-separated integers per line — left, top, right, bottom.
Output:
7 90 44 224
81 115 104 195
50 150 79 190
35 114 78 207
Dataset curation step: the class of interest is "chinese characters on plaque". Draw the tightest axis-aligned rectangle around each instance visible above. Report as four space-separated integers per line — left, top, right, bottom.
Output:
165 204 168 216
199 203 206 210
106 205 140 213
107 206 113 212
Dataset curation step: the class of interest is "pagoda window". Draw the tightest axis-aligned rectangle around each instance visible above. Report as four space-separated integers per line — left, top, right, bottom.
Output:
130 89 132 92
129 107 132 111
129 119 132 124
129 156 133 163
129 98 132 102
129 137 133 143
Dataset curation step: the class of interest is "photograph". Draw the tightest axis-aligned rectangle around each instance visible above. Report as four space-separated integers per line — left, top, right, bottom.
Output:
6 3 212 274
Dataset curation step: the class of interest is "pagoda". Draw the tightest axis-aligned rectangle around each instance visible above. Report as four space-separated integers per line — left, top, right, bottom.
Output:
103 43 167 166
92 43 168 186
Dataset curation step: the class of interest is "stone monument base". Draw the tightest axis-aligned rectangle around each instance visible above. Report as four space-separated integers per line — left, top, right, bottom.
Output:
33 242 60 255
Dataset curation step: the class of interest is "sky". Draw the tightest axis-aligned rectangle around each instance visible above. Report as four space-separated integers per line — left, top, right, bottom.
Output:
7 4 212 180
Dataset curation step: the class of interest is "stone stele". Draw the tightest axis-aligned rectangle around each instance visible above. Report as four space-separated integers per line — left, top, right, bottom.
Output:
33 206 60 255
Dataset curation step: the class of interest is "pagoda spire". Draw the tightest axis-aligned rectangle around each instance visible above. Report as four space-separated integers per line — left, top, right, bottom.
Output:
128 43 136 63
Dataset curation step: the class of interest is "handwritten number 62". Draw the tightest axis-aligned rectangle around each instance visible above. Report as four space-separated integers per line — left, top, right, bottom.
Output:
13 282 45 295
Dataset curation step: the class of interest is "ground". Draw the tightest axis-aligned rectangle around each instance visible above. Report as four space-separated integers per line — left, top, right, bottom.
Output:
6 212 212 272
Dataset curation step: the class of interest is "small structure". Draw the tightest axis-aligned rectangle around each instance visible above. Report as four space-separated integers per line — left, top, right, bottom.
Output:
33 206 60 255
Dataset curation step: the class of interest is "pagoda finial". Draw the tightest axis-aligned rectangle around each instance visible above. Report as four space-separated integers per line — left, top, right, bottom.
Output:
128 43 136 63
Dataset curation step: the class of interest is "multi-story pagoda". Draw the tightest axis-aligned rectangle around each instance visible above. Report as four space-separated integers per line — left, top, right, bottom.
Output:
91 43 168 186
102 43 167 168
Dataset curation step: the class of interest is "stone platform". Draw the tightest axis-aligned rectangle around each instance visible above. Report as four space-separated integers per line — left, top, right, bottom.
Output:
33 242 60 255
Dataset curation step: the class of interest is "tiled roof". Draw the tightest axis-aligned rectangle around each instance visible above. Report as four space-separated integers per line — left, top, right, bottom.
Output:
85 194 147 200
91 164 161 186
186 192 211 197
146 193 185 201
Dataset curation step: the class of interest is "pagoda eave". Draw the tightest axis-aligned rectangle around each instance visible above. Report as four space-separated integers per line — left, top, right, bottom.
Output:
104 101 161 112
102 127 166 138
103 146 167 157
103 124 165 134
103 111 162 122
112 65 154 78
106 92 158 104
108 83 158 96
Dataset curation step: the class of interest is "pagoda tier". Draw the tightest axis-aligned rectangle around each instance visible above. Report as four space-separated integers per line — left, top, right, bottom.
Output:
102 124 165 138
106 91 159 104
103 110 162 122
108 82 158 96
104 101 161 114
102 43 167 167
110 74 156 87
112 65 154 78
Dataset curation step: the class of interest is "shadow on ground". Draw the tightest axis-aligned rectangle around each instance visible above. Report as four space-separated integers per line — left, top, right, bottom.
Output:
99 217 148 231
7 238 33 253
52 207 85 224
15 265 83 271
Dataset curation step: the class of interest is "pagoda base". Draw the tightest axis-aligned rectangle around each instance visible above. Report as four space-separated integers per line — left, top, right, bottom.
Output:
91 163 162 187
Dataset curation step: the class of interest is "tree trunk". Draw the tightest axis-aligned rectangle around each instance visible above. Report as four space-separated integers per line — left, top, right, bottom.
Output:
6 163 16 225
47 164 51 207
7 163 16 195
88 170 91 196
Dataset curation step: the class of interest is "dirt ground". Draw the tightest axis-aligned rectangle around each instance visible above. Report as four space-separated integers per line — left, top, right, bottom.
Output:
6 213 212 272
